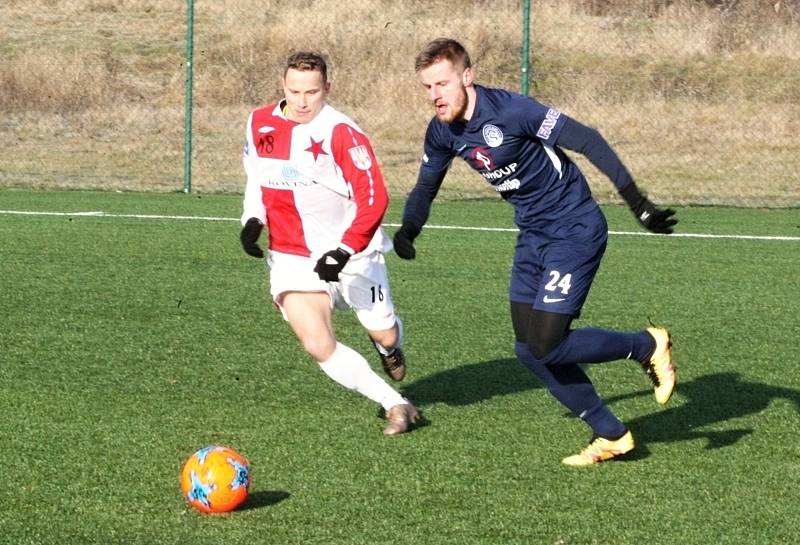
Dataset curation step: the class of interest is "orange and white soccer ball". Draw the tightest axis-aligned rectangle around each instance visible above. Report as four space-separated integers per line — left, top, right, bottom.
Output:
180 445 251 513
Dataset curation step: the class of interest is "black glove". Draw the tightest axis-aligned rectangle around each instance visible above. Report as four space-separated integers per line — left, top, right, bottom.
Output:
393 222 421 260
620 184 677 235
314 248 351 282
240 218 264 258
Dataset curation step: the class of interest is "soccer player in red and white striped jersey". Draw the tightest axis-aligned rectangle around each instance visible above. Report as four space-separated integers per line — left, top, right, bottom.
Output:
239 52 418 436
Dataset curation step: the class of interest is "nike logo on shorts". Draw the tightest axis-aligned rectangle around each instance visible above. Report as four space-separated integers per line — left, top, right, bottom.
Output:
542 295 566 303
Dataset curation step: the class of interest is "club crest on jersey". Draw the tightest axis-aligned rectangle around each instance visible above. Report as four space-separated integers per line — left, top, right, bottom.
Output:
482 124 504 148
348 145 372 170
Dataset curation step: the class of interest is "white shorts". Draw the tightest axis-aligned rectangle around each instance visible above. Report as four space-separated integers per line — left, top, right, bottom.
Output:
267 250 398 331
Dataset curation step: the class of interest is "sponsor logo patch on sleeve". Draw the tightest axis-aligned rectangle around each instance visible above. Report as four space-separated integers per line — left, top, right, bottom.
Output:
348 145 372 170
536 108 561 140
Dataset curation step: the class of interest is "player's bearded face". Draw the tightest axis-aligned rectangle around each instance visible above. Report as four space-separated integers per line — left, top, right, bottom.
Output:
440 85 468 124
418 60 471 124
282 68 330 124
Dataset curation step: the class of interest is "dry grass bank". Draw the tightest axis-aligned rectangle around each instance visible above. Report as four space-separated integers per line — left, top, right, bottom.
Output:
1 0 798 205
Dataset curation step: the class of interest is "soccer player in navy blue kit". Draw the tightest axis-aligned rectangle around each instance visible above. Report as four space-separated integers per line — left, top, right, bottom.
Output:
395 38 677 465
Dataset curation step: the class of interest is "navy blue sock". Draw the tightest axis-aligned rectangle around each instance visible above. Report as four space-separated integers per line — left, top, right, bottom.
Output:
581 401 627 439
540 328 653 366
515 342 626 439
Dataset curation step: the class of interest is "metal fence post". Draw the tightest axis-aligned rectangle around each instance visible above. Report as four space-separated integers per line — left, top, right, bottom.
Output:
183 0 195 193
521 0 531 95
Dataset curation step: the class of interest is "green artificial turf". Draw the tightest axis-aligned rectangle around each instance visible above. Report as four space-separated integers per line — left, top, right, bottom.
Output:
1 190 798 544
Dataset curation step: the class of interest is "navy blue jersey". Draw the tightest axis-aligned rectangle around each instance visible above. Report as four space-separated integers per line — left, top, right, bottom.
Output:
405 85 615 232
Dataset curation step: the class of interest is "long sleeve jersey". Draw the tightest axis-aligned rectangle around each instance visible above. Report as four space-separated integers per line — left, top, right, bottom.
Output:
403 85 636 233
242 101 390 257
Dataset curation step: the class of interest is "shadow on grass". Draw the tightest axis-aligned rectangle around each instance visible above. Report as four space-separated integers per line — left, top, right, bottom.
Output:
403 363 800 461
239 490 291 511
402 358 541 407
607 371 800 460
402 362 799 460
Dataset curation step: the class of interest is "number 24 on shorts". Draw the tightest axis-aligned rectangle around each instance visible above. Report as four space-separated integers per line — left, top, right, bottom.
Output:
545 270 572 295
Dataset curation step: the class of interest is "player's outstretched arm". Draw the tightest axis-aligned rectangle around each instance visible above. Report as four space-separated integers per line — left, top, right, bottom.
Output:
556 116 677 234
394 162 448 260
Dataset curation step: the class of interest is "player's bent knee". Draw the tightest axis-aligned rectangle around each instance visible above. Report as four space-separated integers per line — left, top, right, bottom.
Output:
527 309 572 360
515 340 546 367
515 341 551 383
528 335 563 361
368 326 398 351
301 336 337 362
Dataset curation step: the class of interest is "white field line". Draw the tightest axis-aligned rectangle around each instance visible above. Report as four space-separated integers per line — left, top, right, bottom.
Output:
1 209 799 241
0 210 234 222
415 223 800 242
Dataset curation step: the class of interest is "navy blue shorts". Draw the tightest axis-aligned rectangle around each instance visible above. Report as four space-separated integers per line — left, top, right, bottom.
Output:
509 212 608 317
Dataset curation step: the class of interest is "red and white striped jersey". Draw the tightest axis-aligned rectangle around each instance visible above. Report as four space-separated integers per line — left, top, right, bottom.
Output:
241 101 390 258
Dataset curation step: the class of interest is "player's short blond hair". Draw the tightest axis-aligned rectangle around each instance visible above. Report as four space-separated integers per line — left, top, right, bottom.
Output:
414 38 471 73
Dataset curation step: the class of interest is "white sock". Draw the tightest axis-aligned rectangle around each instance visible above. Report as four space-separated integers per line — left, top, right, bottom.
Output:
373 316 404 356
319 342 405 410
